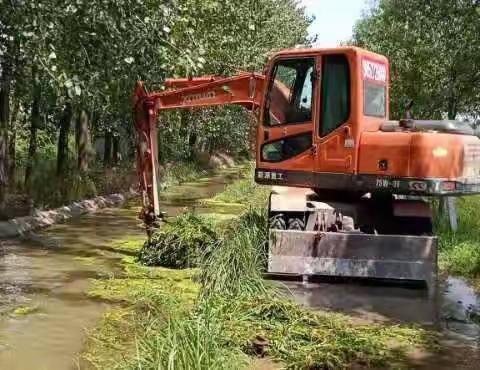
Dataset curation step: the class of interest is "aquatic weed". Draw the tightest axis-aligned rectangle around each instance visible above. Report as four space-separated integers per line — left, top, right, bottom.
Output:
137 213 218 268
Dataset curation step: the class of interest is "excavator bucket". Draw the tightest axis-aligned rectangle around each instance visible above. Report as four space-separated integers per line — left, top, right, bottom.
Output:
267 188 437 289
268 230 437 288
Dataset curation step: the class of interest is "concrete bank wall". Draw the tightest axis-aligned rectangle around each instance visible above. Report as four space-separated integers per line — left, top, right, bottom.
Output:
0 190 137 239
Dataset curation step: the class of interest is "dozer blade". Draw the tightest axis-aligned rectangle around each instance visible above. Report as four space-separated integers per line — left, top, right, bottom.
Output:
268 230 437 288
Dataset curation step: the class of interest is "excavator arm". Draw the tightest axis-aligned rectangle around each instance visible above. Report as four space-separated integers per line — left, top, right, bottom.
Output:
132 72 265 235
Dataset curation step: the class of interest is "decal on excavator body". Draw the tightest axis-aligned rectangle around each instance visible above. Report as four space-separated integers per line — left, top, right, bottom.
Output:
362 58 387 83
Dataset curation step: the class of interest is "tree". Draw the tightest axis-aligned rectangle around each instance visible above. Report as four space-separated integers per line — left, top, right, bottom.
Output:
0 0 311 208
353 0 480 120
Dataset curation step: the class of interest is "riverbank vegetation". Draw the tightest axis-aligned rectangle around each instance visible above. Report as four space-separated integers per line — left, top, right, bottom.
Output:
83 172 438 369
436 197 480 289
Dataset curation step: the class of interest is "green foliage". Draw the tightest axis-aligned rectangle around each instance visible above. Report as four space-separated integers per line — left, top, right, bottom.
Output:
1 0 311 210
211 178 270 207
353 0 480 119
14 157 133 209
85 173 439 369
162 162 210 187
203 163 270 211
14 129 58 169
137 213 218 268
84 266 200 369
20 159 96 208
437 196 480 278
158 107 252 163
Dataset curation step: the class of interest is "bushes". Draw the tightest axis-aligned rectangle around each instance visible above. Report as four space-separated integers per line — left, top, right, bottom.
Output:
137 213 218 268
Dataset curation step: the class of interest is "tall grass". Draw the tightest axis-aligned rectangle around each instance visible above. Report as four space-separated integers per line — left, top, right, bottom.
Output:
162 162 210 187
210 164 270 207
129 307 246 370
209 294 436 370
11 158 136 210
200 207 269 298
7 158 212 217
436 196 480 278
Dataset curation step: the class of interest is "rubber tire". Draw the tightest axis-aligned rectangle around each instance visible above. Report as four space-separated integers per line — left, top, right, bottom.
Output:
269 214 286 230
394 216 433 236
288 217 305 231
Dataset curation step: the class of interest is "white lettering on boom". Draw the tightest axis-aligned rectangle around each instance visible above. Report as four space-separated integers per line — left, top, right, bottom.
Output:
182 91 216 104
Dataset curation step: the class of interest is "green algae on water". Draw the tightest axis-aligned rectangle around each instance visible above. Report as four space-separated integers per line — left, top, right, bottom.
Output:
13 305 41 316
73 256 97 265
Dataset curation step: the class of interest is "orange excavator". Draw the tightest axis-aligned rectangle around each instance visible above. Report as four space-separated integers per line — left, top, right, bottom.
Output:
133 46 480 289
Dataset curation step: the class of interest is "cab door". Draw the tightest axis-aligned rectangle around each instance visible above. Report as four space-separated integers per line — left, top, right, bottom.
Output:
256 57 317 186
315 54 354 174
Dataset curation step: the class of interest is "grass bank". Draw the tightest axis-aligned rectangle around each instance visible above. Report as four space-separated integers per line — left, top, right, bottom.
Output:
82 168 438 369
437 196 480 289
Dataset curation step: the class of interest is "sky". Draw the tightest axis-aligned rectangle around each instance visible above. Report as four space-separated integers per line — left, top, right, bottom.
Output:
299 0 367 46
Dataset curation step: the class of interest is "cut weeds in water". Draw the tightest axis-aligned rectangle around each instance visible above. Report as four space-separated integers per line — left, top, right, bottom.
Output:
137 213 218 268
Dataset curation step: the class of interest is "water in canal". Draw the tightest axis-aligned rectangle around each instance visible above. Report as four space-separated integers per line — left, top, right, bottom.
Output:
0 169 240 370
282 276 480 343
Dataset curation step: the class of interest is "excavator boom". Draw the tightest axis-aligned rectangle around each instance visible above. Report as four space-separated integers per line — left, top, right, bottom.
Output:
133 73 264 234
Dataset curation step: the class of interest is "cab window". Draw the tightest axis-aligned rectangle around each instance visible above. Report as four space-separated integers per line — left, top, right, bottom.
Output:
265 58 315 126
320 55 350 136
261 132 312 162
364 82 386 117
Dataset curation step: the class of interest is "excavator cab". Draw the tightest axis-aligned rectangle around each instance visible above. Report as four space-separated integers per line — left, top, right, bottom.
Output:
256 47 389 187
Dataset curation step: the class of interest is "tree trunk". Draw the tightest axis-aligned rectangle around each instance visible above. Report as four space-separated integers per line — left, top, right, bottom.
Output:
25 67 40 190
447 70 457 120
0 61 11 204
447 100 457 120
112 135 120 165
76 109 91 173
125 122 136 161
103 130 112 167
56 102 72 176
8 99 20 183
